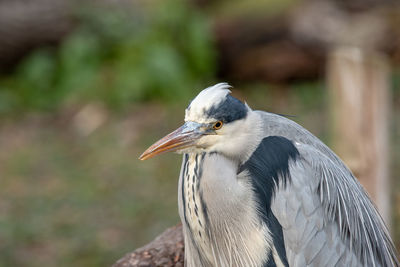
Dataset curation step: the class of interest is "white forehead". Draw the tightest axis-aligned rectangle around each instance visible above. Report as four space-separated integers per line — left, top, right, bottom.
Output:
185 83 231 122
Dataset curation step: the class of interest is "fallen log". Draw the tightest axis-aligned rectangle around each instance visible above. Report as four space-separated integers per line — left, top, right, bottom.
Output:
113 224 184 267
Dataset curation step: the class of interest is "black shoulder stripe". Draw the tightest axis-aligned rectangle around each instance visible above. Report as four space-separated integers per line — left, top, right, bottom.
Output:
241 135 299 209
268 212 290 267
264 250 277 267
241 136 299 267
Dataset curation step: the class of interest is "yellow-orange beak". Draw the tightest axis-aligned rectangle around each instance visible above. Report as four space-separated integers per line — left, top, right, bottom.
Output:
139 122 204 160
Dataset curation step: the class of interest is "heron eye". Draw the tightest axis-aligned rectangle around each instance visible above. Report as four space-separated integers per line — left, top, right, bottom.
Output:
213 121 223 130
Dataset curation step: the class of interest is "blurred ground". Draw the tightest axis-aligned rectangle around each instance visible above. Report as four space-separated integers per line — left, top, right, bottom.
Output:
0 0 399 266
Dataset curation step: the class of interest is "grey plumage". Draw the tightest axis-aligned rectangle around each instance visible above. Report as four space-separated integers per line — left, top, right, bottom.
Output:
259 111 397 266
140 83 399 267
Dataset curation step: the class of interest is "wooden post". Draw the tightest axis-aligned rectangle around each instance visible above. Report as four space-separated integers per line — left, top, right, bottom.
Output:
327 46 391 225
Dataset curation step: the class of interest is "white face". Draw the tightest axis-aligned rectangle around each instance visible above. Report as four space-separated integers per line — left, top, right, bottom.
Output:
190 112 263 162
139 83 264 162
180 83 263 162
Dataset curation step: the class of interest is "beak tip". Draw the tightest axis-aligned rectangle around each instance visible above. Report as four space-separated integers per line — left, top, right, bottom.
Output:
139 150 154 160
139 123 197 161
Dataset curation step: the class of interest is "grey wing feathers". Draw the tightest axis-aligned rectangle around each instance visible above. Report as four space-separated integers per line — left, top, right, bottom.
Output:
271 155 361 266
271 143 399 267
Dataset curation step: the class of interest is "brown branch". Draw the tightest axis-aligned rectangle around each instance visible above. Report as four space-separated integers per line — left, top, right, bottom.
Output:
113 224 184 267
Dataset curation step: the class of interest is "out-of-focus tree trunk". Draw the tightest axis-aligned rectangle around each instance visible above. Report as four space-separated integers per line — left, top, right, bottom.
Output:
0 0 133 72
213 0 400 82
0 0 74 72
327 46 391 225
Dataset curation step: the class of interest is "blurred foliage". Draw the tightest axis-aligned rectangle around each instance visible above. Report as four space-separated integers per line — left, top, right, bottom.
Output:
0 0 216 114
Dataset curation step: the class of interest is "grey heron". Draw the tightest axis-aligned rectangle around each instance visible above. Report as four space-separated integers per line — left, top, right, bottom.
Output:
140 83 399 267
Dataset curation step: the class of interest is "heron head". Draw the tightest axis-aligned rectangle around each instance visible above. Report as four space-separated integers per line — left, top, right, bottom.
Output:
139 83 262 161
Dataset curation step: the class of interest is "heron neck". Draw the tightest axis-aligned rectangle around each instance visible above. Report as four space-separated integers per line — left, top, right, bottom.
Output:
179 152 271 267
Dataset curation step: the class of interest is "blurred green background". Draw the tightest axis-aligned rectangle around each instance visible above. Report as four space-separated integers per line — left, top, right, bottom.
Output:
0 0 399 266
